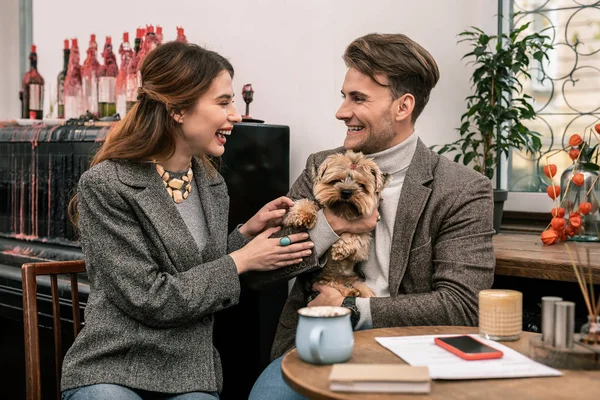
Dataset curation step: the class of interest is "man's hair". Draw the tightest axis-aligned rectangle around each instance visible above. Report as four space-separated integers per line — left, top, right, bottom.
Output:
343 33 440 122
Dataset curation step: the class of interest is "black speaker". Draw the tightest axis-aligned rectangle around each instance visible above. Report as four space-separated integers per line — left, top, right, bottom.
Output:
215 122 290 400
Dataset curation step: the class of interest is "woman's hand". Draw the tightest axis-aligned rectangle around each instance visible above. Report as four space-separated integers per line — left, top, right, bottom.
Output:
239 196 295 239
230 227 314 274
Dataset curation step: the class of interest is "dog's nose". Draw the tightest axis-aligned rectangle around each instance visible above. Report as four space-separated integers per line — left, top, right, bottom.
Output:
340 189 353 199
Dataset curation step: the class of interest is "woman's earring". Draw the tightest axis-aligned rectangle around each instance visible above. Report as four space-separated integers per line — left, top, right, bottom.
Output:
171 110 184 123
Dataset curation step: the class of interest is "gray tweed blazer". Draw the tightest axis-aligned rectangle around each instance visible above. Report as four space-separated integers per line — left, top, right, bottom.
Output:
61 158 247 394
246 138 496 360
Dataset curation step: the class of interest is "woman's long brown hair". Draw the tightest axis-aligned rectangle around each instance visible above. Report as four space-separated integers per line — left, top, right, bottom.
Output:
69 41 234 227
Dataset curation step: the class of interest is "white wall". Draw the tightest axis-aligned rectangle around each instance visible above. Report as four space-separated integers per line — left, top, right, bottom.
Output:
0 0 21 120
30 0 496 183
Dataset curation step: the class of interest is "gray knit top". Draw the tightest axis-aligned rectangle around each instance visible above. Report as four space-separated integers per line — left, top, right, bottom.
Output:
171 173 208 250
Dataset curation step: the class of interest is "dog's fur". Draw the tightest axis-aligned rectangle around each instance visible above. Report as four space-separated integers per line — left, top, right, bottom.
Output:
284 150 391 299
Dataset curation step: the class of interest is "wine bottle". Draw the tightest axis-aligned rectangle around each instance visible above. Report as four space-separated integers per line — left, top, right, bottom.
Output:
155 25 163 46
64 38 83 119
98 36 118 118
137 25 155 69
82 34 100 116
176 26 188 43
146 24 158 52
21 44 45 120
116 32 133 118
126 28 143 112
57 39 70 119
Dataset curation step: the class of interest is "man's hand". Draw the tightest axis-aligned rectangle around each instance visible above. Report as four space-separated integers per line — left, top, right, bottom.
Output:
307 283 344 307
323 201 381 235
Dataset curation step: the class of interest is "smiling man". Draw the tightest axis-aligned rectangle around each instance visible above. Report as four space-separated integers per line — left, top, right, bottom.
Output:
248 33 495 399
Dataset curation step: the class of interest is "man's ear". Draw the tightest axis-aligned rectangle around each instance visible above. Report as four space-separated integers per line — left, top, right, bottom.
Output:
394 93 415 122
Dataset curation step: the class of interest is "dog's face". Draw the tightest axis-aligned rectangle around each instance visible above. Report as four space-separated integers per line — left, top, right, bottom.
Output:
313 150 391 220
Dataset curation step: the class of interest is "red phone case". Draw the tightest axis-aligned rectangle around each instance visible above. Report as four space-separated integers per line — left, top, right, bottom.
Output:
434 336 503 360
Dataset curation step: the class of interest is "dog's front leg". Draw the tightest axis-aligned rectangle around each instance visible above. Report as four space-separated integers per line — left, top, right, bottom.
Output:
283 199 319 229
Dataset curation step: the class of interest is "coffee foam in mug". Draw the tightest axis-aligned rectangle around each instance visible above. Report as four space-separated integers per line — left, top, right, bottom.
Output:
298 306 350 318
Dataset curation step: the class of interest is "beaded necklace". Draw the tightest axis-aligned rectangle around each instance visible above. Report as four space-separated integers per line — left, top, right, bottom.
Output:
154 162 193 204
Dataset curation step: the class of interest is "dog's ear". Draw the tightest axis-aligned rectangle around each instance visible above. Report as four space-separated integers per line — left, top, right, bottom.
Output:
313 161 327 183
315 154 339 183
381 173 392 189
374 170 392 193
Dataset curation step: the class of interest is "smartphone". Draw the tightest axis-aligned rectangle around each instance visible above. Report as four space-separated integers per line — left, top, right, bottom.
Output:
434 335 503 360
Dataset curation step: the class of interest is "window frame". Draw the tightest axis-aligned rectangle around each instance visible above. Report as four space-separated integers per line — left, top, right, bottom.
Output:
502 0 600 212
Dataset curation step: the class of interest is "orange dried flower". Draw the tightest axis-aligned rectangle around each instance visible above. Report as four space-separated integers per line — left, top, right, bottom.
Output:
546 185 561 199
569 212 582 228
568 134 583 147
579 202 592 215
543 164 557 179
560 229 568 241
595 124 600 134
571 173 584 186
541 229 559 245
569 148 580 160
551 217 566 231
551 207 565 218
565 224 577 237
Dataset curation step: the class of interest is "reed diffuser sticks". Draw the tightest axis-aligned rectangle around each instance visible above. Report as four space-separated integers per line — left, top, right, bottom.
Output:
564 243 600 345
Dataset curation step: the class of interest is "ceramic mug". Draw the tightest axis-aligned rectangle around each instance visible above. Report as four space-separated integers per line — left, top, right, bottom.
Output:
295 306 354 365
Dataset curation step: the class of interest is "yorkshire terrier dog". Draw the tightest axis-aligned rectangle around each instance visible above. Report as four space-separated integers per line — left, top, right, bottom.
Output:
284 150 390 299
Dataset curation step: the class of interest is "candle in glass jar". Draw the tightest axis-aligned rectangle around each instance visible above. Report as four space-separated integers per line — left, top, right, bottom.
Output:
479 289 522 341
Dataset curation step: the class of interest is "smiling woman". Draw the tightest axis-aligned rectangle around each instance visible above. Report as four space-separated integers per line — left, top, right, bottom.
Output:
60 41 314 399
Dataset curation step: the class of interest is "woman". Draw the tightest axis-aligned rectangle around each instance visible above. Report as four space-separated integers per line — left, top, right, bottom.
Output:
61 41 313 400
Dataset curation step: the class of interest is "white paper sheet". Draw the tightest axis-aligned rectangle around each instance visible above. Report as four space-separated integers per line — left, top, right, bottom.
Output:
375 334 562 380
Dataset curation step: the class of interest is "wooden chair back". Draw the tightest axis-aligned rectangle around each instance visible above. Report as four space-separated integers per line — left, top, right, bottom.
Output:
22 260 86 400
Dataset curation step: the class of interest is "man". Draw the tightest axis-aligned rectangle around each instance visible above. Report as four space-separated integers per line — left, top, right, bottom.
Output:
247 33 495 399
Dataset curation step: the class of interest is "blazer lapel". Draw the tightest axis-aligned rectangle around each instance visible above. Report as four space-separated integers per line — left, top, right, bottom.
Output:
116 160 202 272
388 139 435 293
193 158 228 261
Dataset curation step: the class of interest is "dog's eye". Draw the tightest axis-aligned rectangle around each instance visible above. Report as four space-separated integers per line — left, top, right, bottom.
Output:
330 180 341 185
359 184 367 190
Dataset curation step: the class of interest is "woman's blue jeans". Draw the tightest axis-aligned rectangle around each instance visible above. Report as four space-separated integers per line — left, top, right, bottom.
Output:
62 384 219 400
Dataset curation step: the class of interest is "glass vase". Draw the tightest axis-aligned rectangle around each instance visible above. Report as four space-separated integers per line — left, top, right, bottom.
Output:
559 155 600 242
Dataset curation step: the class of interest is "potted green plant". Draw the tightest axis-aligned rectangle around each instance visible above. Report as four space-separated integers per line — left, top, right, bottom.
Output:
434 22 552 232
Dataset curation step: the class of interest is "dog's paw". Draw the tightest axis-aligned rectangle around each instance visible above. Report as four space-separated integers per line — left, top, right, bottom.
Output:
353 282 376 298
330 234 361 261
359 288 376 298
345 288 362 297
283 199 319 229
330 243 353 261
331 282 358 297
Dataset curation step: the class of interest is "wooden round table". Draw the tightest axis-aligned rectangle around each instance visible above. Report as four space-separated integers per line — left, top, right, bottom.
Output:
282 326 600 400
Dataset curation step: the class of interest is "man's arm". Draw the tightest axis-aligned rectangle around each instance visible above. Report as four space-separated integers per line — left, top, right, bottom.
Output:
242 153 338 289
369 175 495 327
